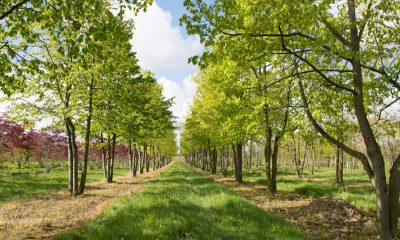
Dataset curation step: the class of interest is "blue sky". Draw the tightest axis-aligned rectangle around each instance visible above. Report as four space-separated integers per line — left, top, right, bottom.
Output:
157 1 188 33
125 0 201 125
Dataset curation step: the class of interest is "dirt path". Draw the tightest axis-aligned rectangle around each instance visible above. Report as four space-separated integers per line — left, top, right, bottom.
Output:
191 166 376 240
0 166 169 240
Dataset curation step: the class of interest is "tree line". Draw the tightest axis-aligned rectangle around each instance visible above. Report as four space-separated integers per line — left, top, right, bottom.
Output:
0 0 177 196
179 0 400 239
0 118 175 174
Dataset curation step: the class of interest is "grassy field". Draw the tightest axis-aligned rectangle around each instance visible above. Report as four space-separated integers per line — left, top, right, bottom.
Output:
57 161 306 240
233 165 375 210
0 163 129 203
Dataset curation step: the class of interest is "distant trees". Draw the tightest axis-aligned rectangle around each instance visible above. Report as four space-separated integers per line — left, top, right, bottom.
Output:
0 118 67 166
0 118 134 168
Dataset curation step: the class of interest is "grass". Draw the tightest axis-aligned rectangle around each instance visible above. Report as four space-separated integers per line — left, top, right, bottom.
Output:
238 165 376 210
0 163 128 203
57 161 306 240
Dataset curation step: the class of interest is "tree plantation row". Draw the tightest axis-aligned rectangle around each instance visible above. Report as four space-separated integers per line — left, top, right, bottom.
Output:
0 0 177 197
179 0 400 239
185 132 398 182
0 118 174 176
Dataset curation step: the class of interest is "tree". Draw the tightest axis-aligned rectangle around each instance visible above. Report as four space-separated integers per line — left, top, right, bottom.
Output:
0 0 153 94
181 1 400 238
2 1 164 196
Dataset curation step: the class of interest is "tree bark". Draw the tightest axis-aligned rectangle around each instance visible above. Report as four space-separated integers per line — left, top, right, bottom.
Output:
271 140 279 193
78 76 94 195
236 143 243 183
232 144 238 180
65 120 73 194
110 134 116 181
106 136 112 183
145 145 150 172
211 148 217 174
140 146 144 174
133 144 139 176
129 141 134 176
66 118 78 196
388 156 400 239
264 127 272 188
336 146 344 184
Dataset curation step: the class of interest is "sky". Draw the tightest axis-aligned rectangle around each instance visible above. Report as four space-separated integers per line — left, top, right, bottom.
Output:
124 0 201 129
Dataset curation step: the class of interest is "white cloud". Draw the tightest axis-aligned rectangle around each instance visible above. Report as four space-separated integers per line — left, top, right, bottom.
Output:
126 2 202 69
158 75 196 124
121 2 201 147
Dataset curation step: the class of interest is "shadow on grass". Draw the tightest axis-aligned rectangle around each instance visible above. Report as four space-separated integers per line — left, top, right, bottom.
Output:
0 175 67 202
57 161 306 240
0 168 126 203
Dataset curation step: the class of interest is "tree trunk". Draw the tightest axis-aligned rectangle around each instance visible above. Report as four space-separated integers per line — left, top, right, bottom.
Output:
129 141 134 176
211 148 217 174
336 146 344 184
66 118 78 196
110 134 116 181
78 77 94 195
236 143 243 183
106 136 112 183
133 145 139 176
264 127 272 188
201 149 206 170
145 145 150 172
310 140 315 175
347 1 393 237
140 146 144 174
388 157 400 239
220 147 224 174
65 120 74 194
232 144 238 180
249 140 253 169
100 134 107 179
271 140 279 194
157 145 160 169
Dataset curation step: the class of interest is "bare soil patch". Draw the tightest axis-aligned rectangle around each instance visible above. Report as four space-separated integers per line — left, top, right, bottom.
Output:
0 166 168 240
192 167 377 240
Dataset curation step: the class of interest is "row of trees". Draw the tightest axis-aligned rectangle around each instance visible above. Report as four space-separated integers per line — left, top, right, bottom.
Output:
0 118 143 169
179 0 399 239
0 118 68 167
1 0 177 196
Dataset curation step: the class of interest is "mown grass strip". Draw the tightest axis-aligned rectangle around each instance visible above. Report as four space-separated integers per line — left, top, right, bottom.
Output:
0 168 128 203
57 161 306 240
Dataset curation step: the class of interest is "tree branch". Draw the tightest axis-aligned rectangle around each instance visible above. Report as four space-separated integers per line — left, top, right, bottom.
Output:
319 18 352 47
277 26 355 94
358 0 373 38
297 77 374 180
0 0 30 20
371 96 400 126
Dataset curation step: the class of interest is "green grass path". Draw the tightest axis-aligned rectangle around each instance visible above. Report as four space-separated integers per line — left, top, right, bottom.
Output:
0 168 128 203
57 161 306 240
